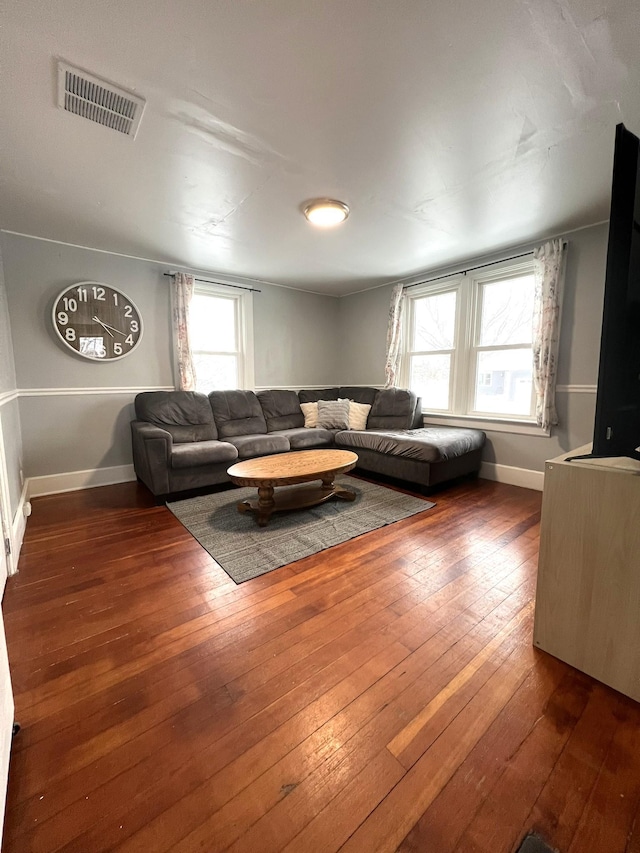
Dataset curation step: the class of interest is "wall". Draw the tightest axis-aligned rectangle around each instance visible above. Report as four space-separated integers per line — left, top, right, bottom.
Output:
1 234 174 489
0 233 341 492
0 243 23 518
338 222 609 479
253 283 341 389
337 282 393 386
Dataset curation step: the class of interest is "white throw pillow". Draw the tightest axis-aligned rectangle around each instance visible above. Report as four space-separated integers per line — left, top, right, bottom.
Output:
348 401 371 430
300 402 319 428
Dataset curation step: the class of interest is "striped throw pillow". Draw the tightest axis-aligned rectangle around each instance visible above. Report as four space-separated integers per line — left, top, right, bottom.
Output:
317 398 350 429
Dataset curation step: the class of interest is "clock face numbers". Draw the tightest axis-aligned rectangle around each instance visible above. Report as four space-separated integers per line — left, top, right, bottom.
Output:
52 282 143 361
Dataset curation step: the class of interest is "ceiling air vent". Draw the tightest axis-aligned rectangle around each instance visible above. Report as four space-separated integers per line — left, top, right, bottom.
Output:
57 61 145 138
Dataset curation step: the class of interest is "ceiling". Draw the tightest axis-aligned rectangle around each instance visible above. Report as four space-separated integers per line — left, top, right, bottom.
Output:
1 0 639 296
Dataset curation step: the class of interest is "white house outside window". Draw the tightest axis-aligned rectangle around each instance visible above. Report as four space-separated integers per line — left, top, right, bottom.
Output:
189 284 254 392
402 260 537 425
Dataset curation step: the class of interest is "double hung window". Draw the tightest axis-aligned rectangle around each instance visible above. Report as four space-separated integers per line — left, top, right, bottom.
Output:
189 284 254 392
403 261 537 423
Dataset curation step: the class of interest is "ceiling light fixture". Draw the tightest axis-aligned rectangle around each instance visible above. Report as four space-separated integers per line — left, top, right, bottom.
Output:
303 199 350 227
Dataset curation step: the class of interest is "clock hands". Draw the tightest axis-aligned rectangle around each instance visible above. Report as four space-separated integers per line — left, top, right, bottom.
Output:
92 316 126 337
92 316 114 337
100 320 126 335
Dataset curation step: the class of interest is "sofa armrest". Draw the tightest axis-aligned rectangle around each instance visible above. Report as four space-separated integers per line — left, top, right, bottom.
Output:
131 420 173 495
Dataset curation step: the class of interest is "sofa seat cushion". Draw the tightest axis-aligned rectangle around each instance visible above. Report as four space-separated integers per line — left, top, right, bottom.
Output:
270 427 335 449
335 427 486 463
227 433 291 459
171 440 238 469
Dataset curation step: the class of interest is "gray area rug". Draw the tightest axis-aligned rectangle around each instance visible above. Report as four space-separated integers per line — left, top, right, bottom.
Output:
167 475 435 583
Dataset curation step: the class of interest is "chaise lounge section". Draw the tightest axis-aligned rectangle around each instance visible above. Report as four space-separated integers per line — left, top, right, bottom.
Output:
131 386 486 500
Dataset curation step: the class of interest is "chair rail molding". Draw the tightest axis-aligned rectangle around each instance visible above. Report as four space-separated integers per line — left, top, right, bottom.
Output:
555 384 597 393
253 384 383 392
18 386 175 397
0 392 18 409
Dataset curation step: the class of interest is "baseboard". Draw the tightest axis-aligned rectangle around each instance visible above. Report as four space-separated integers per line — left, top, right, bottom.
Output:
23 459 543 499
8 481 29 575
27 464 137 498
479 461 544 491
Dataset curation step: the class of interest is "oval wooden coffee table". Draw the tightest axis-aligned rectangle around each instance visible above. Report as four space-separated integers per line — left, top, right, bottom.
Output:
227 449 358 527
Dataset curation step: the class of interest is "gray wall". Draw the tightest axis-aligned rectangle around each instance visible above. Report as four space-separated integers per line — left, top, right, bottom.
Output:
0 233 341 479
1 234 173 479
338 222 609 473
254 284 341 388
337 282 393 386
0 243 23 515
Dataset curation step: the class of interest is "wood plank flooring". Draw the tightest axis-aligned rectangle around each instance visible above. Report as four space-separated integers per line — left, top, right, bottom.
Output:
2 475 640 852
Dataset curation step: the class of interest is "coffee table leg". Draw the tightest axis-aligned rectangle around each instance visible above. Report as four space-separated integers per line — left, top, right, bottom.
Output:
237 484 276 526
257 485 275 526
321 474 335 491
321 474 356 502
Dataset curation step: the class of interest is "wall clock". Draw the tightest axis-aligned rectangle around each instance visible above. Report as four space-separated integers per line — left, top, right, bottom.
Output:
52 281 143 361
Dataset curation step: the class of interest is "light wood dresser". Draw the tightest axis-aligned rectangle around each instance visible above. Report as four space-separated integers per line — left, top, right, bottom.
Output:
533 444 640 702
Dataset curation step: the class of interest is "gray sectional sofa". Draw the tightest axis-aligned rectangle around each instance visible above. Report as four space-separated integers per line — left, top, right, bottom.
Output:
131 386 486 501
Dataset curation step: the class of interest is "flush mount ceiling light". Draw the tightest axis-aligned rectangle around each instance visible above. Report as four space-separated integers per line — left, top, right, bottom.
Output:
303 199 350 227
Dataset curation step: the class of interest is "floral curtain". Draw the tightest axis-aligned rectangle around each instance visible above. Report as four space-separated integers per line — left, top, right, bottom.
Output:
384 284 405 388
170 272 196 391
532 239 566 430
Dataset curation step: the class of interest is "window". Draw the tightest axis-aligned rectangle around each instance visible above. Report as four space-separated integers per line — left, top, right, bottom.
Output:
189 284 254 392
403 260 537 424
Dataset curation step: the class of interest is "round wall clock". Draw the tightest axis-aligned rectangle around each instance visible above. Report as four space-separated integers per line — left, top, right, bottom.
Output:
52 281 143 361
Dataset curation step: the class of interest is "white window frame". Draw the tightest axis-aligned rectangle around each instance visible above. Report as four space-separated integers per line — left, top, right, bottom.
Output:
401 258 549 436
191 283 255 391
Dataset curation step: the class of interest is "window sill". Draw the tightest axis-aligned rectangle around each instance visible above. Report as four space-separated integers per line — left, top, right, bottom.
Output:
422 413 550 437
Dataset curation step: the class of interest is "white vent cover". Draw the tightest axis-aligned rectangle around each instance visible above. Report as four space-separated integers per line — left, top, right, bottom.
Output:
57 61 145 138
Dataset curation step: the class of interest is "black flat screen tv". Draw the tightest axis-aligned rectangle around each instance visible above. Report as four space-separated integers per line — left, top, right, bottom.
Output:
587 123 640 461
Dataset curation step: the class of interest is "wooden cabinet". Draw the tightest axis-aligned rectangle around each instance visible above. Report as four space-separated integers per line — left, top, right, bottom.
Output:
533 445 640 702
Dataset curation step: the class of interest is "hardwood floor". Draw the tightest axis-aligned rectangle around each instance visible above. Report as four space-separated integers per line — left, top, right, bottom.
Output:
2 475 640 852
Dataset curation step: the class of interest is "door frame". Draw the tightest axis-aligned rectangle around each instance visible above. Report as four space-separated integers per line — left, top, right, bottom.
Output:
0 414 17 593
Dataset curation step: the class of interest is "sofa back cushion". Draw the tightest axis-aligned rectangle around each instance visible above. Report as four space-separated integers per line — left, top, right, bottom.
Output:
338 386 378 406
257 390 304 431
367 388 419 430
208 390 268 438
298 388 339 404
134 391 218 442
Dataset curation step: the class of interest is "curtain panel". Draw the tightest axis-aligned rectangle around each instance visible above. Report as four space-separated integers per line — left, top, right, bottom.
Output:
170 272 196 391
384 283 405 388
532 239 566 430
